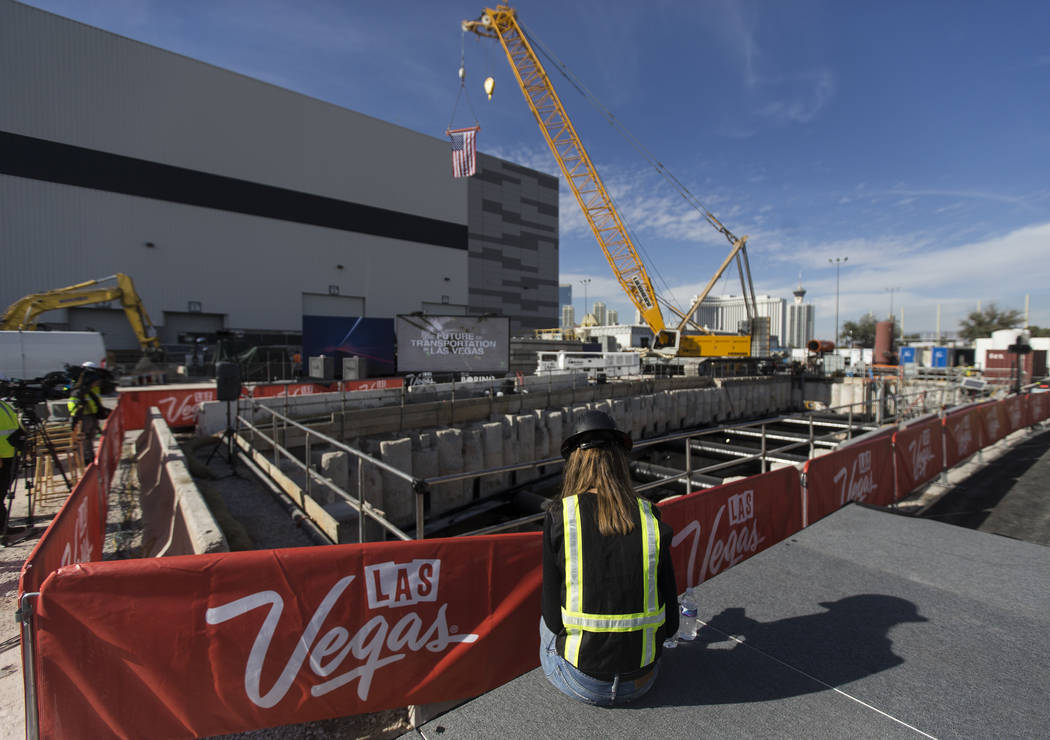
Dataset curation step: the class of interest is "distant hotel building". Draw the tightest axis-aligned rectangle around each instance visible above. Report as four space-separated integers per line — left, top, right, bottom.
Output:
592 301 607 326
691 294 786 346
786 283 815 348
561 304 576 329
559 284 572 310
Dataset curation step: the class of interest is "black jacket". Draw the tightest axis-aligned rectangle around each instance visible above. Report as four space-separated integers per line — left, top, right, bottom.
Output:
542 493 679 680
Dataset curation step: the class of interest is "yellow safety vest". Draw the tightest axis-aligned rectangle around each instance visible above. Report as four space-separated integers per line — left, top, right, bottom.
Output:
0 401 21 459
560 496 665 669
68 389 101 418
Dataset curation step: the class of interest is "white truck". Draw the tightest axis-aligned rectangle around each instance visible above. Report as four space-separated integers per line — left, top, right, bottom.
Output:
0 331 106 380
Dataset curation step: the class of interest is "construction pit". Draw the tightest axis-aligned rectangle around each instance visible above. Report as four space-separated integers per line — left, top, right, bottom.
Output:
176 372 966 547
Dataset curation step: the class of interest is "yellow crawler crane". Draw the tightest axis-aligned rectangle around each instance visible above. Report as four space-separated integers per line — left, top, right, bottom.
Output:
463 6 754 357
1 273 163 358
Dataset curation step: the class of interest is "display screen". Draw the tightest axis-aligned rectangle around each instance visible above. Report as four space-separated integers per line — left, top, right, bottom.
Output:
302 315 395 374
396 315 510 373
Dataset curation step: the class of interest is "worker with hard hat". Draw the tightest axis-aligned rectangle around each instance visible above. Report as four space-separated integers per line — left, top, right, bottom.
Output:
540 410 679 705
0 397 25 533
68 367 108 463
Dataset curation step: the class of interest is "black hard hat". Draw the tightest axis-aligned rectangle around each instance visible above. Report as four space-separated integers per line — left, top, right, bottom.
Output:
560 410 632 459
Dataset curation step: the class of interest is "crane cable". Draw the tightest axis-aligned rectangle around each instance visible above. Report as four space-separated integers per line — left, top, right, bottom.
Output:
521 22 741 249
448 28 480 130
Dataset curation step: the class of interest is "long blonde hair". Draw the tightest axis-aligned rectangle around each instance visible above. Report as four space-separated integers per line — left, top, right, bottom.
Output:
560 445 637 535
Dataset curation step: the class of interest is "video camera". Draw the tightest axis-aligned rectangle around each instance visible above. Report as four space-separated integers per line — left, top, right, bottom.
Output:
0 374 71 414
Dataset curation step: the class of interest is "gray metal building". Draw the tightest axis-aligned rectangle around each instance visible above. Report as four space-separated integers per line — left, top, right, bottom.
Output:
0 0 558 351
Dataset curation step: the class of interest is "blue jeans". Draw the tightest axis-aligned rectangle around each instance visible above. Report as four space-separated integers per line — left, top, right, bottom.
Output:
539 618 659 706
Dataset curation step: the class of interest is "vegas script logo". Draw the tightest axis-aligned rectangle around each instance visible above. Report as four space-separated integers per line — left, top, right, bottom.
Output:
671 489 766 588
832 449 877 506
206 559 479 707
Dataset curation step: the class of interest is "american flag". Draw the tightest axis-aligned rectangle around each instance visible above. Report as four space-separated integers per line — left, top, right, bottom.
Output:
447 126 479 178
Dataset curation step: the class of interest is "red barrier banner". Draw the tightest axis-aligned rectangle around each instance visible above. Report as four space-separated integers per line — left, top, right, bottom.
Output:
893 418 944 498
18 465 104 596
33 534 541 739
248 378 403 399
802 434 894 525
120 379 405 430
1031 391 1050 423
118 386 217 429
943 405 983 468
658 467 803 590
1002 395 1025 435
980 400 1007 446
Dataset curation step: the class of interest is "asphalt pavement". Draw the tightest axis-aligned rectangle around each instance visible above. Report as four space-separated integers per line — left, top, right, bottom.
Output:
407 428 1050 739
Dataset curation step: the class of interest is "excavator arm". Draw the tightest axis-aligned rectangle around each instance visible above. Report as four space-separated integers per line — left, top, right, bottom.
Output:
1 273 162 355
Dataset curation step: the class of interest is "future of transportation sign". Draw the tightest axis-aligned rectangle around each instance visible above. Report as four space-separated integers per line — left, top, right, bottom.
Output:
396 314 510 373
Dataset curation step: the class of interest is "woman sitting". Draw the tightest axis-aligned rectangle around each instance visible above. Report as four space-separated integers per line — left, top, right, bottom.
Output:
540 410 679 706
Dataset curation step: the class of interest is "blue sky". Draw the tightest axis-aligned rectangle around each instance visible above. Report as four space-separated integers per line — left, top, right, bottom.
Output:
22 0 1050 339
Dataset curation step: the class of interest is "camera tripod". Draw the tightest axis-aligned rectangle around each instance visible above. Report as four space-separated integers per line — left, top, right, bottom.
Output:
205 400 240 476
2 405 69 546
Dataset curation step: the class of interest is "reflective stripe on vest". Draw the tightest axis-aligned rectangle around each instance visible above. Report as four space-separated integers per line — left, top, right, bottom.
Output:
68 391 99 417
0 402 19 458
560 496 664 669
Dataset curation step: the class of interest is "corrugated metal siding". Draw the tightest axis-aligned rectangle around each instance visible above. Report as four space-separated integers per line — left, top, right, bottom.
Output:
1 175 468 331
0 0 465 223
0 1 556 338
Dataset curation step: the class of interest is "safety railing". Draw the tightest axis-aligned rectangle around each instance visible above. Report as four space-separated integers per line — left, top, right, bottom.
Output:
236 403 414 541
232 381 978 541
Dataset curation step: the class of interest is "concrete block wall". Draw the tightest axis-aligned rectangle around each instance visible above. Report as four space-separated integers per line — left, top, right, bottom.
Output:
371 376 797 530
136 408 228 556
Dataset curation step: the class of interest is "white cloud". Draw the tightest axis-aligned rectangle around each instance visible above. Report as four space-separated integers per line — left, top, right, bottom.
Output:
758 69 837 125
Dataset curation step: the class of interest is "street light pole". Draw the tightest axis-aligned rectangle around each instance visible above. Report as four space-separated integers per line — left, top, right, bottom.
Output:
579 278 591 325
886 286 900 320
828 257 847 345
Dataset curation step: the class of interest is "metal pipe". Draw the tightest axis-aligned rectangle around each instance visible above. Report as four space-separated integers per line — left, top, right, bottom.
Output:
760 423 767 473
305 434 311 498
251 402 416 482
465 512 546 536
237 452 333 546
18 592 40 740
358 458 365 543
237 418 412 541
684 433 692 485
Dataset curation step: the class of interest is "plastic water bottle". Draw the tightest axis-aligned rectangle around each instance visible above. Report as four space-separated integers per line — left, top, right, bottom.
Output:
678 598 698 641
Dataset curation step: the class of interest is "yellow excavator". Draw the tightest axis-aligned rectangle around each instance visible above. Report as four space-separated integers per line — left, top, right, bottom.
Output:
463 6 757 358
1 273 163 359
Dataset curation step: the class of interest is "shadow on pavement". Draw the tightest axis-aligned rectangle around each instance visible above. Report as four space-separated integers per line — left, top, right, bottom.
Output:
923 427 1050 531
629 594 926 708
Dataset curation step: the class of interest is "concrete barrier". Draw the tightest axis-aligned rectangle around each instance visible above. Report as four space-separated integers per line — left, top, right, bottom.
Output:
135 408 228 557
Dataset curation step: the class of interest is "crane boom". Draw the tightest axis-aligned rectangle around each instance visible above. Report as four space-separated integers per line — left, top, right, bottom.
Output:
465 5 752 357
463 7 666 336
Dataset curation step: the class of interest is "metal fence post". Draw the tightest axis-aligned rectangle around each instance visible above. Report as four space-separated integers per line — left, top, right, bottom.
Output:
17 592 41 740
272 409 278 467
358 458 366 544
413 479 428 540
760 423 767 473
305 434 312 498
684 434 693 492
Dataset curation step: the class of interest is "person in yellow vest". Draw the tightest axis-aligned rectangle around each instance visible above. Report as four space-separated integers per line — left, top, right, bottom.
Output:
0 398 26 533
540 410 679 705
68 369 108 463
